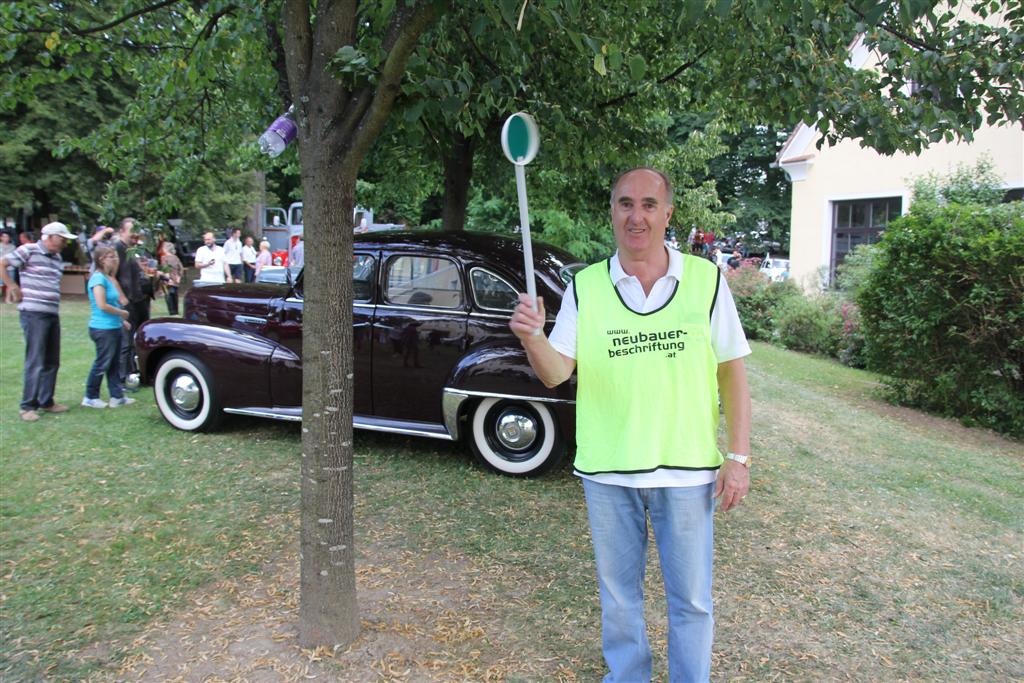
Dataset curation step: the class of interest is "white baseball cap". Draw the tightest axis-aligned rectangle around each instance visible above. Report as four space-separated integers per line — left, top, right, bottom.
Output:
41 222 78 240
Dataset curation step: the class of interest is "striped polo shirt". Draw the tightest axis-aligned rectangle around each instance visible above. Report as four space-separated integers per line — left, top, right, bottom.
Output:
6 242 64 314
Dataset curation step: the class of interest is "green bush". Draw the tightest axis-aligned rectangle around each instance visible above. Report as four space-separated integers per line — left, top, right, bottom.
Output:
773 293 843 357
725 264 801 341
857 201 1024 438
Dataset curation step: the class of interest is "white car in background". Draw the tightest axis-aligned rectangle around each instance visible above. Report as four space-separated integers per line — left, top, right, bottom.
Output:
759 255 791 282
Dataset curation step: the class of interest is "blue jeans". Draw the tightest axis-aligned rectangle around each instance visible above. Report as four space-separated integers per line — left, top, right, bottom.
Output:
19 310 61 411
86 327 124 400
582 479 715 683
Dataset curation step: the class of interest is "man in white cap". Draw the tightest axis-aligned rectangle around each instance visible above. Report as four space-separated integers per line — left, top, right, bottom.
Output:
1 222 78 421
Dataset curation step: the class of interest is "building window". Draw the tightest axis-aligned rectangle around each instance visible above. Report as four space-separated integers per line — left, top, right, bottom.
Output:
831 197 902 276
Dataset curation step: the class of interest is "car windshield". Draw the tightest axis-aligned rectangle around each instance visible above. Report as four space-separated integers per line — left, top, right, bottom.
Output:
559 263 587 286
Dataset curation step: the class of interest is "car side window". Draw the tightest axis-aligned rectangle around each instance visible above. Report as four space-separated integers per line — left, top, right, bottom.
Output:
354 254 374 302
470 267 519 312
385 255 463 308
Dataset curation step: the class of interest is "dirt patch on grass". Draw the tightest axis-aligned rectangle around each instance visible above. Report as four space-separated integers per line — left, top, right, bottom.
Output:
84 518 580 683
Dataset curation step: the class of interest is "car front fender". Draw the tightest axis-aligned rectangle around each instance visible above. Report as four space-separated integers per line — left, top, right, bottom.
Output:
135 318 288 409
443 341 576 443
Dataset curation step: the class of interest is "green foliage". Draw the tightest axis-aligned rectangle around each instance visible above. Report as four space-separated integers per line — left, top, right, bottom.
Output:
834 243 879 298
673 113 792 251
724 264 801 341
857 201 1024 438
532 208 614 263
0 76 125 226
774 293 843 357
910 156 1007 209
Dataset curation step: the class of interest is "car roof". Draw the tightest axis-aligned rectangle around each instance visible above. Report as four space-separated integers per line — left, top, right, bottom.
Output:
353 230 582 270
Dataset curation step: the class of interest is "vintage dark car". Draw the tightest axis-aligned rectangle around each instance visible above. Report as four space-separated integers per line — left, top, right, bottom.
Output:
134 231 585 477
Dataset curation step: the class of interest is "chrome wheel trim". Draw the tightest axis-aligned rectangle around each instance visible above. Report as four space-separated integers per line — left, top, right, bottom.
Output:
494 410 538 451
171 375 201 412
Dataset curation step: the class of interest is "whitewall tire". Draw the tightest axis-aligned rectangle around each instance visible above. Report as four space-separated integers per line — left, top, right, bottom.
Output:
153 353 222 432
469 397 565 477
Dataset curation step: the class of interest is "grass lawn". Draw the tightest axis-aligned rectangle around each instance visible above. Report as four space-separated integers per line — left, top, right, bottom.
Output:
2 300 1022 681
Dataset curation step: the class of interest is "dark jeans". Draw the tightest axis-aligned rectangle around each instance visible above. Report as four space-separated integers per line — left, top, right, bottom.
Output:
118 299 150 382
229 263 243 282
165 286 179 316
19 310 60 410
243 264 255 283
86 327 124 400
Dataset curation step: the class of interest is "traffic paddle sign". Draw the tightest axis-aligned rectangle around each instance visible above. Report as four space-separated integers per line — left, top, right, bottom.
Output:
501 112 540 165
501 112 541 331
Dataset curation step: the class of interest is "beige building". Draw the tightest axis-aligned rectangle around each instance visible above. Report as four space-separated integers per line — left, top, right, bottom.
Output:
776 38 1024 289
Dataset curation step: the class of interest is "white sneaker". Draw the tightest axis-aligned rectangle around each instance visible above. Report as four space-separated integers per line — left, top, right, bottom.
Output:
109 397 136 408
81 398 107 409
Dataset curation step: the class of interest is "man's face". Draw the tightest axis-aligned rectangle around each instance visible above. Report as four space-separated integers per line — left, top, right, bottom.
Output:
244 236 253 246
610 170 674 256
232 229 240 239
203 232 215 247
42 235 66 254
120 221 135 241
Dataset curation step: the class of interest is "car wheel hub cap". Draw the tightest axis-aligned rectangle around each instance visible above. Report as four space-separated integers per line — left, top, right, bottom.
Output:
171 375 201 411
495 410 537 451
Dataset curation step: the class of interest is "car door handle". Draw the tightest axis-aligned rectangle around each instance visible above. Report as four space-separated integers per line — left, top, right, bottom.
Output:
235 315 267 326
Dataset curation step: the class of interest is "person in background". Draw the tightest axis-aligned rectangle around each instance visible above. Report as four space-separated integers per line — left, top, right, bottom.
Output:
114 218 146 386
289 235 304 269
159 242 184 315
0 231 14 299
82 246 133 408
727 249 742 270
86 225 115 271
241 235 258 283
254 240 272 278
702 228 715 255
1 222 79 421
194 231 230 286
1 230 15 258
223 227 243 283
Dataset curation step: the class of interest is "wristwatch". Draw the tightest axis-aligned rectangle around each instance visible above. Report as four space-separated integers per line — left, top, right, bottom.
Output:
725 452 750 467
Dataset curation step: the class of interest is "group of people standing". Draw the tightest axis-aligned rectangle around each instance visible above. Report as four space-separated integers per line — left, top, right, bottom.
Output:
193 228 275 285
1 218 157 420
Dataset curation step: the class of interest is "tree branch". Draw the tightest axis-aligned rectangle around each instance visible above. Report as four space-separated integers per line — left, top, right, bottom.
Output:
598 45 712 110
844 1 943 53
281 0 314 112
459 20 501 75
347 1 446 165
185 6 236 61
31 0 185 37
263 6 292 110
311 0 359 95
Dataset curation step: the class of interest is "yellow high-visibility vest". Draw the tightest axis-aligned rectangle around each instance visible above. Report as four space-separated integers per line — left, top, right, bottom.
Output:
573 255 724 475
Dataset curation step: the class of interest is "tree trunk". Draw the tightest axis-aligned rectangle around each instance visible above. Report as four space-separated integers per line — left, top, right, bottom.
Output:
297 147 359 648
440 132 475 233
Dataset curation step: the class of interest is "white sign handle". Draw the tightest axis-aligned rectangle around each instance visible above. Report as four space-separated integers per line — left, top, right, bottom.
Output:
514 163 541 335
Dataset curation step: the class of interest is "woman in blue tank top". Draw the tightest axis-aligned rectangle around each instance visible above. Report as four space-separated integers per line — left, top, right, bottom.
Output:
82 246 133 408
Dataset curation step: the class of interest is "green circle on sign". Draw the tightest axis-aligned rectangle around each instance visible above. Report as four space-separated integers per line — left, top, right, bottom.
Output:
501 112 539 165
507 116 531 160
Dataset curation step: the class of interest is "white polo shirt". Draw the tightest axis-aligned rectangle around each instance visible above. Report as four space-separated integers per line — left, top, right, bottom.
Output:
223 236 243 265
195 244 227 283
549 247 751 488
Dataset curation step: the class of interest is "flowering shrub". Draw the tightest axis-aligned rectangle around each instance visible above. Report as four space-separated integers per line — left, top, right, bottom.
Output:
724 264 800 341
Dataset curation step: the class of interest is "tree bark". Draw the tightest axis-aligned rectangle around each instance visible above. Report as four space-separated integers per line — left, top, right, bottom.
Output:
297 147 359 648
440 131 474 233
